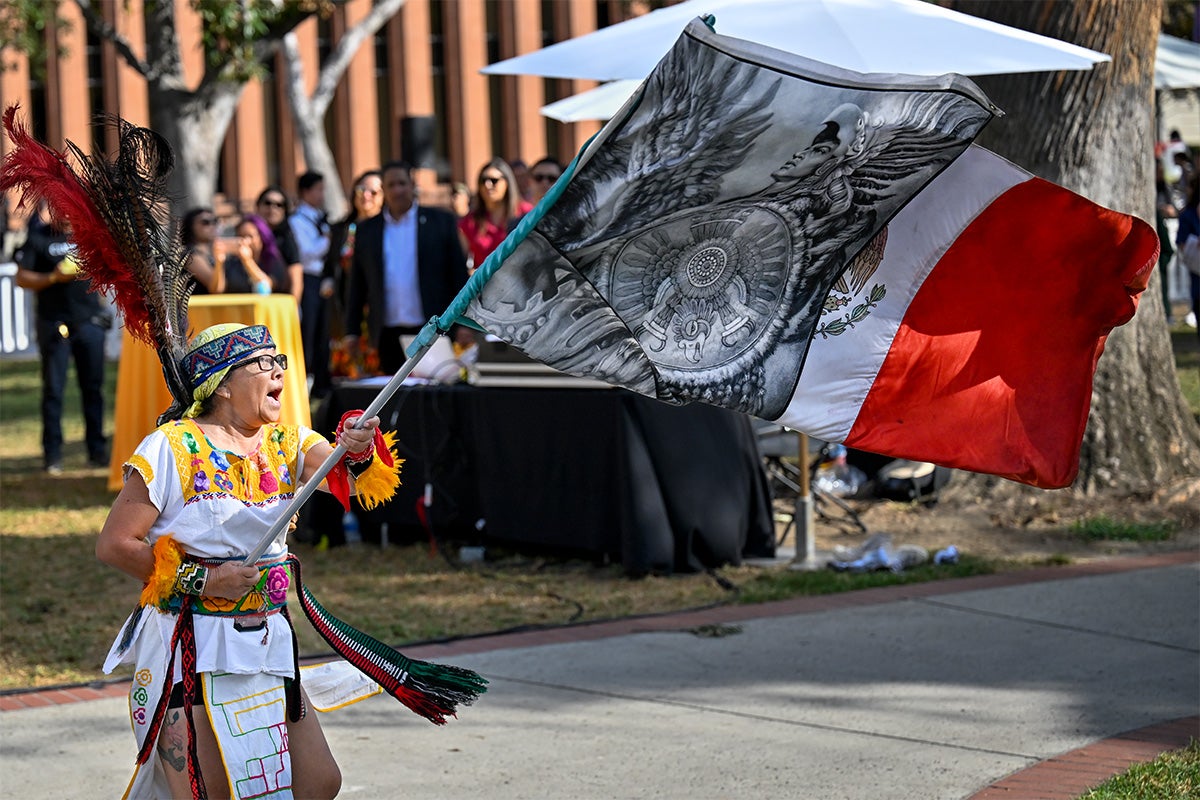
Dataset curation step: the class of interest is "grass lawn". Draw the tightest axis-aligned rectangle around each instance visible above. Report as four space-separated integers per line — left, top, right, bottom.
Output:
1078 739 1200 799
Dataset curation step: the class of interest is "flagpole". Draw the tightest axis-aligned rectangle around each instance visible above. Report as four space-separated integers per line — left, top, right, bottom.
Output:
241 335 436 566
789 431 822 571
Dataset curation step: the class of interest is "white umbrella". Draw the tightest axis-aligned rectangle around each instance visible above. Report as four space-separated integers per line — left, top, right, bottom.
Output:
1156 34 1200 90
546 32 1192 123
487 0 1110 82
541 79 643 123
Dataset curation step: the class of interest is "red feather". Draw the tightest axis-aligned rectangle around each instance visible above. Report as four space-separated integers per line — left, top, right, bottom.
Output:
0 106 155 343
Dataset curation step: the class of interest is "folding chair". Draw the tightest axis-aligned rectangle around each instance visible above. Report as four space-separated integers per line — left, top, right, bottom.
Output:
753 421 868 542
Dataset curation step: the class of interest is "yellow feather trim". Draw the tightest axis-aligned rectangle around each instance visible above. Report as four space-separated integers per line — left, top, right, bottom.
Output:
140 534 186 608
354 431 404 511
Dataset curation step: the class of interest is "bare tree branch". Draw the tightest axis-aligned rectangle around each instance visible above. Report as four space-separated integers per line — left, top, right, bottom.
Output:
251 5 321 65
310 0 408 115
281 32 313 121
71 0 153 80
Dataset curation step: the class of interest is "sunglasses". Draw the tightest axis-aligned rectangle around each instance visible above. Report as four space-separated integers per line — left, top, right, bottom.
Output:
533 173 559 183
197 217 216 226
260 199 287 209
481 176 505 187
239 353 288 373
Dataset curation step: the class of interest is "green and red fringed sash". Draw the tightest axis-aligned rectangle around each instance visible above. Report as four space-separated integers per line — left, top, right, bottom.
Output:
286 554 488 724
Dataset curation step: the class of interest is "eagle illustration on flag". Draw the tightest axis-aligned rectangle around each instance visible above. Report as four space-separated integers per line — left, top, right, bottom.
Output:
458 17 1156 489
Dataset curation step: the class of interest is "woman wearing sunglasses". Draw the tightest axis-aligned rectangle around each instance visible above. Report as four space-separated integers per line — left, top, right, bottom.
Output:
179 207 225 294
96 322 394 799
457 158 531 272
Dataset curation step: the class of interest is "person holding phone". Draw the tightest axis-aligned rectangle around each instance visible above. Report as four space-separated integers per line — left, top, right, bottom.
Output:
223 215 290 296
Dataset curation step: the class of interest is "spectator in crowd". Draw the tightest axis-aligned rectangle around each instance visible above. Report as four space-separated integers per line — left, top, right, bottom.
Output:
1171 150 1195 211
1177 172 1200 340
451 182 472 219
509 158 534 205
1156 160 1177 323
223 214 290 296
325 170 383 320
344 160 471 374
289 171 333 398
457 158 526 272
180 207 226 294
324 169 383 378
15 210 109 473
255 187 304 304
530 156 565 203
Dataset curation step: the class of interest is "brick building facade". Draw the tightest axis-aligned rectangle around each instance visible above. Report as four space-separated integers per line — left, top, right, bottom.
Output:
0 0 637 221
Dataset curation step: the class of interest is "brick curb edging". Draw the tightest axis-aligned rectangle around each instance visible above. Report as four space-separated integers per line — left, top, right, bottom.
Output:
967 716 1199 799
2 549 1194 714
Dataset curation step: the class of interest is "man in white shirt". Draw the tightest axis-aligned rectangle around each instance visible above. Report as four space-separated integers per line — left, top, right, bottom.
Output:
289 171 332 396
344 161 471 374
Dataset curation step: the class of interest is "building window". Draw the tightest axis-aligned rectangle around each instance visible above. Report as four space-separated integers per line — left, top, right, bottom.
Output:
430 0 449 177
374 27 391 166
262 61 281 190
86 26 105 153
486 0 504 159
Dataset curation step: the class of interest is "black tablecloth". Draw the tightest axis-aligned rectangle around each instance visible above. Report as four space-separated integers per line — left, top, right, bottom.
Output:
309 383 774 575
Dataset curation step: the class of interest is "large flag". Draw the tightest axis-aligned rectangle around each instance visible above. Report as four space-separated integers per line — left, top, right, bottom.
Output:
460 18 1156 489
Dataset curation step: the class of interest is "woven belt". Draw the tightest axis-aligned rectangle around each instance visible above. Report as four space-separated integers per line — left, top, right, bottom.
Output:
161 558 291 617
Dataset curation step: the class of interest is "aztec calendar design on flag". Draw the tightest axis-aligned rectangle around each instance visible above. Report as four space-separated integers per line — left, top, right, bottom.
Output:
607 206 795 371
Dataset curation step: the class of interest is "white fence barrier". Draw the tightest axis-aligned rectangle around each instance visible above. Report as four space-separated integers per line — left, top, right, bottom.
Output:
0 261 34 356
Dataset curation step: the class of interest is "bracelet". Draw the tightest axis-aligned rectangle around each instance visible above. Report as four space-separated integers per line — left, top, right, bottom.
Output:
174 562 209 596
346 453 374 478
337 410 377 467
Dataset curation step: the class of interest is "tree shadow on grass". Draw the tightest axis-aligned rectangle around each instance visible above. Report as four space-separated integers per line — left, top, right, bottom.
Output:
0 470 113 512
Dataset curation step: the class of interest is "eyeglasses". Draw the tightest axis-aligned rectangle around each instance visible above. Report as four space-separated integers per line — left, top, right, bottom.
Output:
355 187 380 196
481 176 505 187
260 199 286 209
533 173 559 183
197 217 216 226
239 353 288 373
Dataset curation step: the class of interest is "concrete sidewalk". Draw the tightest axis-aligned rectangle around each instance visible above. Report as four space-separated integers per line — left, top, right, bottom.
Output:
2 553 1196 799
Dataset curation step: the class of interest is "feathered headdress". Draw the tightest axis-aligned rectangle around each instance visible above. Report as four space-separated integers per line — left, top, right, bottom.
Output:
0 106 195 423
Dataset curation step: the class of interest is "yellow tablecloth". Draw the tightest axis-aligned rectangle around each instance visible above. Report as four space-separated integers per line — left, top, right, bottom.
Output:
107 294 311 490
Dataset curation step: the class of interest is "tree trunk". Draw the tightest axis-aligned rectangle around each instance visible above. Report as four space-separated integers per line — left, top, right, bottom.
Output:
149 87 244 214
952 0 1200 492
282 34 348 221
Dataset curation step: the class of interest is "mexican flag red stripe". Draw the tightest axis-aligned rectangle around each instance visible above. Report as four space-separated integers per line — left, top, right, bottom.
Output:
777 145 1157 488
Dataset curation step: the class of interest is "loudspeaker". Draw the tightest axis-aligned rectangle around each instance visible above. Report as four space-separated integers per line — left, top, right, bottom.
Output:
399 115 437 170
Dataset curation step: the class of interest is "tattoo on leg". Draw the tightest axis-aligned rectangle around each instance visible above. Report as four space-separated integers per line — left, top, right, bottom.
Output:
157 709 187 773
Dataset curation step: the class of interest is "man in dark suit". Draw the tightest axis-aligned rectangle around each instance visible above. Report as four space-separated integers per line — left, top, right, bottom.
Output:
343 160 472 374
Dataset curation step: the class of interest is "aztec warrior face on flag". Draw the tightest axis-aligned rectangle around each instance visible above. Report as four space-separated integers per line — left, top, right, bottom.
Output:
464 18 1157 489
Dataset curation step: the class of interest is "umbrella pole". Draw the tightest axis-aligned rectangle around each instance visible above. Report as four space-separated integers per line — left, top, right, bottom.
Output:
790 431 822 570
